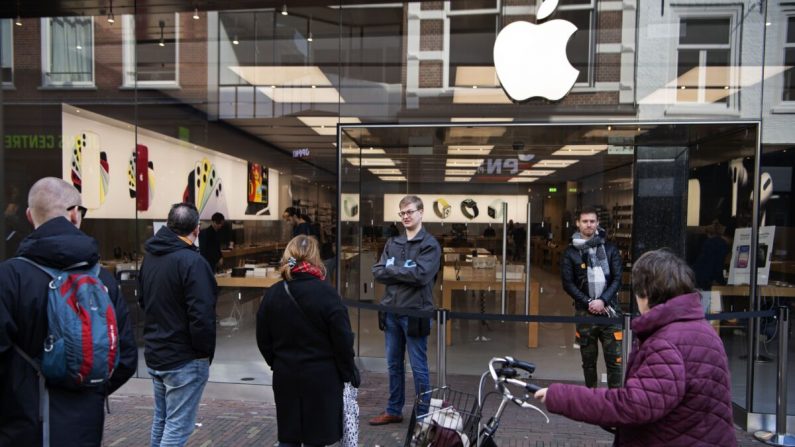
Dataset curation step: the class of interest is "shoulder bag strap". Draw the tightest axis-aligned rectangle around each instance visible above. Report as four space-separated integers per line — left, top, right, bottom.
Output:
282 281 325 337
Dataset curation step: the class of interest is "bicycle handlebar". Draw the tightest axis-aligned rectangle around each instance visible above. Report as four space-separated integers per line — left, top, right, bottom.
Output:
484 356 550 423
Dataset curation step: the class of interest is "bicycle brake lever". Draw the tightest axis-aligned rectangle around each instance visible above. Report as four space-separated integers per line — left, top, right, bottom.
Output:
519 401 550 423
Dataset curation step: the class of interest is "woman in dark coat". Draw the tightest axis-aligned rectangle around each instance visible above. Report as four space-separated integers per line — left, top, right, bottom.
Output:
535 249 736 447
256 235 359 447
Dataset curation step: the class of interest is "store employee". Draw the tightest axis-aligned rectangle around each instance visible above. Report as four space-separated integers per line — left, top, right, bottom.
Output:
199 212 233 272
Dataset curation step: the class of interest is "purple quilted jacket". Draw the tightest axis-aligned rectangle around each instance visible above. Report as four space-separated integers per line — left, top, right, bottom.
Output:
545 292 736 446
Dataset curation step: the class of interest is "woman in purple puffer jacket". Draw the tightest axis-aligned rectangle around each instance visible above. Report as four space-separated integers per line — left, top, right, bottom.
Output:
534 249 736 447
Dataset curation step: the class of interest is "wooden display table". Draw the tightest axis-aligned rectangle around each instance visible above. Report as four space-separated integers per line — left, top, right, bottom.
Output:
711 284 795 299
442 266 540 348
216 274 281 289
221 242 283 259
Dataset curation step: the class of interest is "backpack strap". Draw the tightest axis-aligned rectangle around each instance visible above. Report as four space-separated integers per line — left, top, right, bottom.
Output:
13 344 50 447
15 257 95 278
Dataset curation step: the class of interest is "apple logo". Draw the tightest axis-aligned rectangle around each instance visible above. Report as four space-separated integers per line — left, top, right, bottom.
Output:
493 0 579 101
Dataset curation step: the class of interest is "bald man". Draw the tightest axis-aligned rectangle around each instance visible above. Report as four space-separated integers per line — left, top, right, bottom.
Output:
0 177 137 446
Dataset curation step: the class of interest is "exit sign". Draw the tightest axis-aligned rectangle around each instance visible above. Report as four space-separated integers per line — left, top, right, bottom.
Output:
548 187 558 193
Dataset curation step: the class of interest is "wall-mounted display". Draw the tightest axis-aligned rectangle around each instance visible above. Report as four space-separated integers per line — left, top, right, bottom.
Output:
342 194 360 221
62 105 279 220
245 162 270 216
384 194 528 224
728 226 775 286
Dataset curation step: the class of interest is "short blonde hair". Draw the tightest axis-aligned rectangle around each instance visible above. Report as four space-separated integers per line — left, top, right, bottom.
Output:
279 235 325 281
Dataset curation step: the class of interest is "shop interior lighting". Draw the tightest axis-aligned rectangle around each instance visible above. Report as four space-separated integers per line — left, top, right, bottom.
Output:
158 20 165 46
232 35 239 45
259 87 344 103
307 16 313 42
346 157 396 167
448 126 507 139
444 177 471 182
509 177 539 183
340 147 385 156
551 145 608 156
445 169 477 176
193 8 200 20
517 169 554 176
368 168 402 175
533 159 579 168
107 0 115 24
447 145 494 155
299 116 361 135
281 4 288 15
14 16 22 26
232 67 345 103
380 176 407 182
449 117 514 123
445 159 484 168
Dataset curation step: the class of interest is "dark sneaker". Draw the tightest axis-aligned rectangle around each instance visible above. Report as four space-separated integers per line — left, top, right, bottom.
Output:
368 412 403 426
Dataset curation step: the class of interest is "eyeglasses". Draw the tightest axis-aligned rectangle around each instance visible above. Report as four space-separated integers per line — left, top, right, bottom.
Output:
397 209 419 218
67 205 88 218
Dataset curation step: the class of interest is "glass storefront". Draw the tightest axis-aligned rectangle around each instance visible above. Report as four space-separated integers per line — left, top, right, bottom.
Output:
1 0 793 431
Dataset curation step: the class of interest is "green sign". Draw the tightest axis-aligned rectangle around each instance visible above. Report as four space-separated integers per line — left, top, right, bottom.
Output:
4 134 62 150
548 187 558 193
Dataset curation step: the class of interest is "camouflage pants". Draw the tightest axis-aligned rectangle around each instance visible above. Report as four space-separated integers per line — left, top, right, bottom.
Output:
575 309 623 388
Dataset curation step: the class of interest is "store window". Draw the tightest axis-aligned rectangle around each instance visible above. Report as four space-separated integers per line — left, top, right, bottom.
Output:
122 13 179 87
41 17 94 87
784 16 795 102
1 19 12 85
676 17 733 105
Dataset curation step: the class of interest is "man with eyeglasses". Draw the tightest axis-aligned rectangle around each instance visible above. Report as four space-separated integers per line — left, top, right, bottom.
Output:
0 177 137 445
369 195 441 426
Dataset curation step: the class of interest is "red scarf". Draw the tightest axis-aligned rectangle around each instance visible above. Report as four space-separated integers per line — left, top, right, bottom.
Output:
291 261 325 280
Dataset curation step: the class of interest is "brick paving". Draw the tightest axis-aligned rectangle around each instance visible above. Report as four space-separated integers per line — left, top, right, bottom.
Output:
103 372 765 446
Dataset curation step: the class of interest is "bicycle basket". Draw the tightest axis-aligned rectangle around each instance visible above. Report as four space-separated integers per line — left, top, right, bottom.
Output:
404 386 481 447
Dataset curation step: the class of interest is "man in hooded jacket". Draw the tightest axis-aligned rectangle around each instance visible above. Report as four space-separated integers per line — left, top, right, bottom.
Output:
0 177 137 446
139 202 217 447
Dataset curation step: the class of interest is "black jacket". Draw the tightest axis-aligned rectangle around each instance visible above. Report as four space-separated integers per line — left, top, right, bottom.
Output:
139 226 217 371
561 235 623 311
256 273 357 445
372 227 441 311
0 217 137 446
198 225 222 270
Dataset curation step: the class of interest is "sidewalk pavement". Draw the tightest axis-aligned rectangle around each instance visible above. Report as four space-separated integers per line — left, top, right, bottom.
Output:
103 372 765 446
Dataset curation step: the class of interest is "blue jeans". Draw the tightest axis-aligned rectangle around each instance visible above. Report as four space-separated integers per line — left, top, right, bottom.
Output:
384 313 430 416
148 358 210 447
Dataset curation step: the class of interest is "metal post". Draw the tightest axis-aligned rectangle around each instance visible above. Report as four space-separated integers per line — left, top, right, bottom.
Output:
755 306 795 446
500 202 508 315
524 202 532 315
621 313 632 387
436 308 447 388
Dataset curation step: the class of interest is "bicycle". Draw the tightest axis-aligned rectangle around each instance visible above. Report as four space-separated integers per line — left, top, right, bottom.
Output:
404 356 549 447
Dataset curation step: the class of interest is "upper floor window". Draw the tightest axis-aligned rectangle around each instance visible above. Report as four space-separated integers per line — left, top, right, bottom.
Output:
783 16 795 102
122 13 179 88
41 17 94 87
676 17 732 104
1 19 13 85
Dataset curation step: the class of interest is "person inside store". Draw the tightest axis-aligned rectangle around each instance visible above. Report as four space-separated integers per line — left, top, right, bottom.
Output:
199 212 233 272
256 235 359 447
560 206 623 389
692 220 729 291
535 249 736 446
0 177 137 445
369 195 442 426
283 207 315 238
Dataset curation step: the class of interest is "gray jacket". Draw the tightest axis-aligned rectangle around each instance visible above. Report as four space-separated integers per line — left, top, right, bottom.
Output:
372 227 441 311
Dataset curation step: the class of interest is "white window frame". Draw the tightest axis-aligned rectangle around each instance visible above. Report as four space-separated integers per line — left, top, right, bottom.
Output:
666 6 741 115
121 13 180 89
40 17 95 88
1 19 13 87
781 12 795 104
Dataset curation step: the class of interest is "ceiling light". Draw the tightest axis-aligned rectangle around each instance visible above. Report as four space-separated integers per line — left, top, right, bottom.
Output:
232 35 239 45
454 66 499 87
380 176 407 182
368 168 402 175
509 177 539 183
447 145 494 156
551 145 608 156
307 32 313 42
281 4 288 15
534 159 579 168
260 87 344 103
158 20 166 47
444 177 471 182
14 16 22 27
346 157 396 167
450 117 513 123
445 159 484 168
445 169 476 176
193 8 200 20
517 170 554 176
106 0 114 24
299 117 361 135
452 87 512 104
342 147 386 155
76 44 83 50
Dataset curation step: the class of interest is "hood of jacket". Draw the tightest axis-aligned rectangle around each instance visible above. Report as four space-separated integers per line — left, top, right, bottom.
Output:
145 226 199 256
631 292 704 339
15 216 99 268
